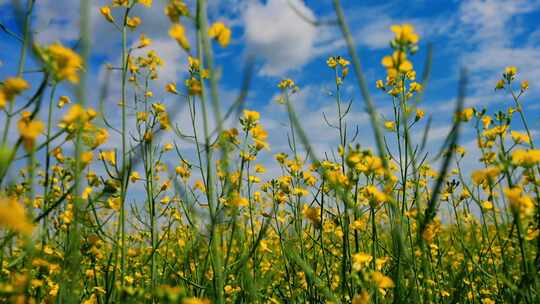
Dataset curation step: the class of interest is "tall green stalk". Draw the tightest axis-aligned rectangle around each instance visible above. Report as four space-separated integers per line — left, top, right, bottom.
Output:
63 0 90 301
119 6 131 290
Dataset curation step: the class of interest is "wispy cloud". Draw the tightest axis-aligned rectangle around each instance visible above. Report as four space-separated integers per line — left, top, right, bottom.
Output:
453 0 540 98
243 0 318 76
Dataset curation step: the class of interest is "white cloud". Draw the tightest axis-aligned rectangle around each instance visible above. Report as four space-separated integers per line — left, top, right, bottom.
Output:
448 0 540 103
243 0 317 76
33 0 81 44
458 0 540 47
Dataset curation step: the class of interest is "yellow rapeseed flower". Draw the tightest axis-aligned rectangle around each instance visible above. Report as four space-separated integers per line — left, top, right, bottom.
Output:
18 117 44 150
2 77 30 100
152 102 166 113
409 82 422 92
138 34 152 48
352 291 370 304
278 78 295 90
138 0 152 7
365 185 387 204
390 23 419 44
504 187 534 217
40 43 83 83
185 77 202 95
471 166 500 185
1 77 30 109
193 180 205 192
302 205 320 225
327 57 337 68
1 77 28 109
130 171 141 183
169 23 190 52
188 56 200 72
81 151 94 164
459 108 474 122
337 57 350 67
243 109 260 124
57 95 71 108
481 115 492 129
126 16 141 29
93 128 109 148
165 0 190 23
99 150 116 166
0 196 34 236
112 0 129 6
165 83 178 94
511 131 530 145
255 164 266 173
415 109 425 120
208 22 232 47
352 252 373 271
504 66 517 78
384 121 395 131
228 192 248 207
482 200 494 210
0 91 4 109
372 271 395 289
62 104 85 126
106 197 120 211
511 149 540 167
381 50 413 75
182 298 210 304
521 80 529 92
100 6 115 23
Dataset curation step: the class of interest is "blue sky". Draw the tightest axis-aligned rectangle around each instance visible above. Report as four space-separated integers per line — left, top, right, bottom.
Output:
1 0 540 178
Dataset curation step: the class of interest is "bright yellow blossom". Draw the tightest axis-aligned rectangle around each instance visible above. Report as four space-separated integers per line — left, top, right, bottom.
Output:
521 80 529 91
100 6 115 23
2 77 30 101
390 23 419 44
166 83 178 94
471 167 500 185
57 95 71 108
185 77 202 95
243 109 260 124
126 16 141 29
0 196 34 236
18 117 44 150
138 34 152 48
504 66 517 79
169 23 190 51
384 121 395 131
504 187 534 217
39 43 83 83
208 22 232 47
415 108 425 120
352 291 370 304
352 253 373 270
99 150 116 166
165 0 189 23
511 131 530 145
459 108 474 122
138 0 152 7
511 149 540 167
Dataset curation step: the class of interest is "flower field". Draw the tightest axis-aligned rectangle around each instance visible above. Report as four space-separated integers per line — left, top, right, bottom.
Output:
0 0 539 303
